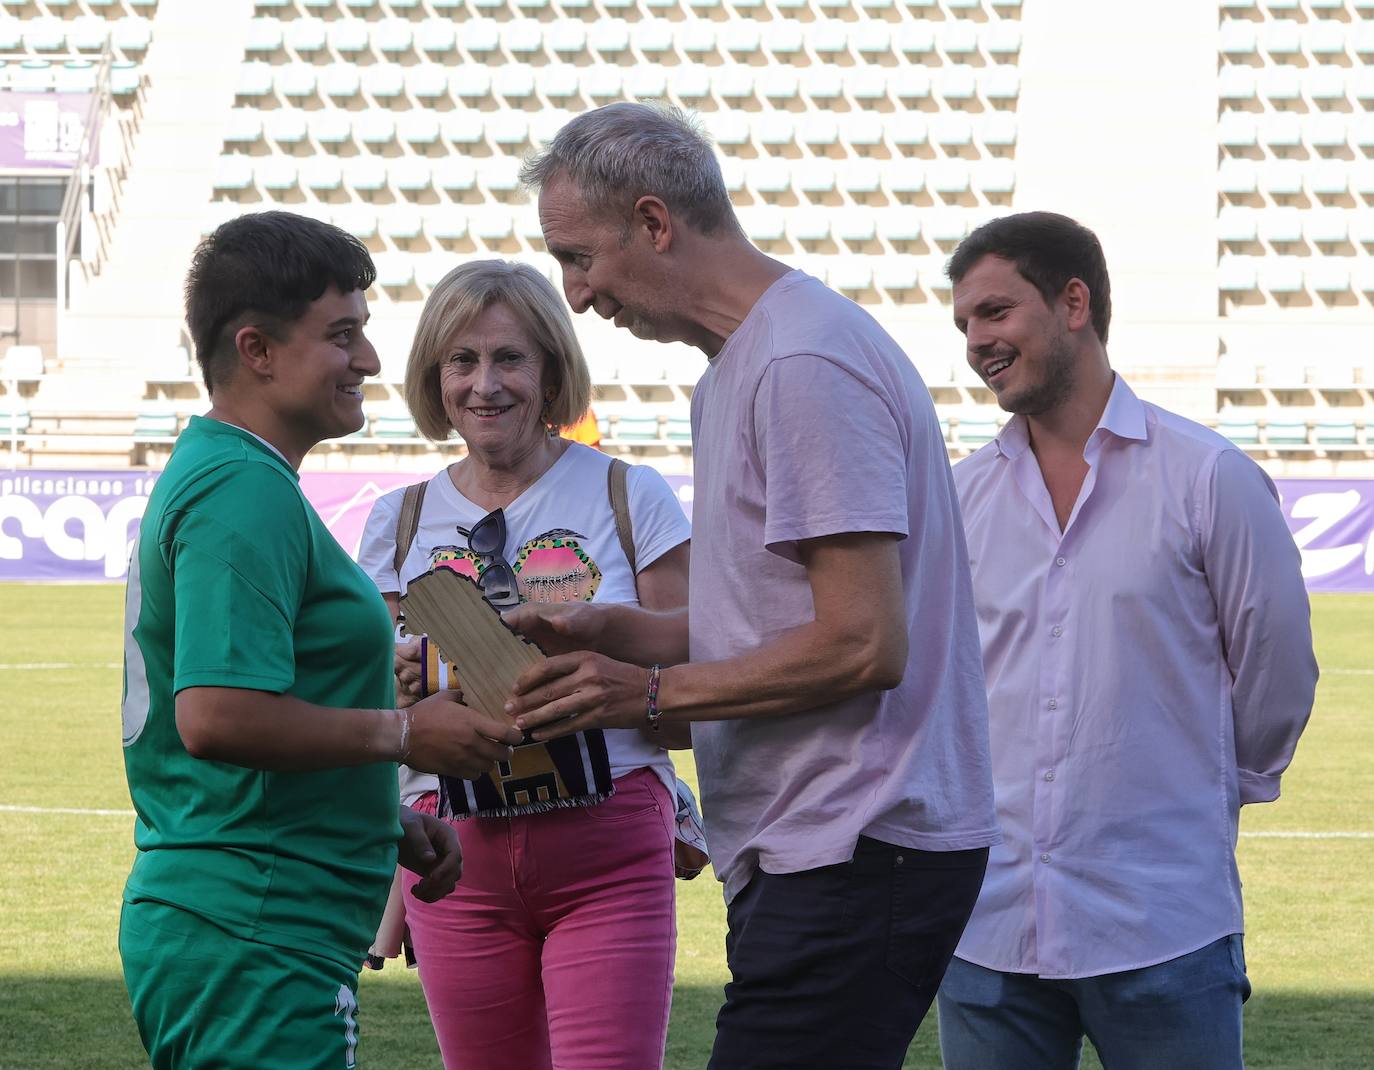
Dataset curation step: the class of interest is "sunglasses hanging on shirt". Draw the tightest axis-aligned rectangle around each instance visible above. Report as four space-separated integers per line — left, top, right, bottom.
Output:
455 508 521 609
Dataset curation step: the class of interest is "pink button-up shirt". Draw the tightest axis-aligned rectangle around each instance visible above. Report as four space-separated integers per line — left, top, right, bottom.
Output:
952 375 1318 978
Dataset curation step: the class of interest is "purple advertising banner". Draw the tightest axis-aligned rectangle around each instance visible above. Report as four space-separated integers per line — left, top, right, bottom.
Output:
0 91 94 169
0 469 1366 589
0 469 694 583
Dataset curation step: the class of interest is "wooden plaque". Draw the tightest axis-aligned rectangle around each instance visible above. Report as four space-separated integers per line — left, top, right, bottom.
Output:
400 568 545 720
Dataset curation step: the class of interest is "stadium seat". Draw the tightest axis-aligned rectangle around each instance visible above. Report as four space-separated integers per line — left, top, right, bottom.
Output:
286 18 327 54
479 156 522 193
886 162 926 197
1304 21 1346 58
275 64 317 99
1260 113 1302 151
831 260 873 292
1309 160 1349 198
223 109 264 146
133 408 179 439
381 204 424 241
754 114 796 150
487 111 529 147
844 68 887 103
427 208 469 241
1218 420 1261 446
890 67 932 102
1219 19 1257 55
936 66 978 103
634 19 674 55
244 17 282 53
309 110 352 146
758 69 800 103
1264 420 1309 446
957 418 999 446
321 63 361 100
982 21 1022 56
765 22 804 57
740 207 786 242
237 61 273 98
612 416 660 442
718 157 745 194
835 209 877 244
788 208 831 243
389 157 432 193
1262 160 1304 197
256 157 297 193
809 21 849 57
885 112 928 149
803 67 844 104
433 159 477 192
932 113 974 148
705 111 750 147
301 156 343 193
362 65 405 101
374 254 416 289
113 17 152 53
69 17 109 52
405 66 448 103
850 23 891 57
1315 421 1359 447
845 112 884 148
461 20 500 55
1218 66 1256 102
1259 206 1303 244
23 17 65 51
1261 19 1302 57
977 159 1017 196
345 156 388 194
590 23 631 55
374 19 414 55
981 112 1019 148
839 160 882 195
981 65 1021 102
449 68 492 100
1218 206 1259 243
333 205 378 239
875 257 920 292
546 22 587 56
1307 263 1350 294
927 211 970 243
417 18 457 54
897 23 936 56
1261 259 1305 293
265 110 308 147
327 21 369 55
1218 255 1258 292
1305 67 1347 105
929 161 972 196
56 61 98 93
677 22 716 55
373 412 418 439
355 111 396 147
502 21 542 55
1218 112 1257 149
210 156 253 197
494 66 536 101
1305 208 1349 245
722 23 762 55
939 21 979 56
582 67 624 102
1261 66 1302 104
670 66 711 102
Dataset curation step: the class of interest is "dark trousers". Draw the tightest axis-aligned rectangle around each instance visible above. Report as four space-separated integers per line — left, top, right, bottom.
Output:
707 837 989 1070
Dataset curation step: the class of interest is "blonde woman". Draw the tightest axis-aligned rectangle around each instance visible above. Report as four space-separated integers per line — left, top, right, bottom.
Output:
357 260 690 1070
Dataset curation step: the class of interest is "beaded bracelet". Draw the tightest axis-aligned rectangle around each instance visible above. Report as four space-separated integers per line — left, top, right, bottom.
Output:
645 663 663 731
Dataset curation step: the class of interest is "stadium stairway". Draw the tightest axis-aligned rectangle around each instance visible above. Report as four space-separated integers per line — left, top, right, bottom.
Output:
60 0 254 370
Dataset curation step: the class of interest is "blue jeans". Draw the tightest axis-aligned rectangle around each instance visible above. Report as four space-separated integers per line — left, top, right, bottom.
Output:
937 935 1251 1070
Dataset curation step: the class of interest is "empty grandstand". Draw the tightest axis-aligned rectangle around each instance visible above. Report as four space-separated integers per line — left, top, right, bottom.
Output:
0 0 1372 478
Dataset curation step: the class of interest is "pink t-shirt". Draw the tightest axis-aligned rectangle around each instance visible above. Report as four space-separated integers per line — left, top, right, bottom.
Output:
689 270 1000 903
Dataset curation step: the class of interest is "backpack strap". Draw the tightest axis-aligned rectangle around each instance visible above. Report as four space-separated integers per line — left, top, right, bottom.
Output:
607 458 637 583
392 480 429 579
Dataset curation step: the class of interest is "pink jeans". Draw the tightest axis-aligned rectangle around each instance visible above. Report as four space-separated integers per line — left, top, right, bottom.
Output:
404 768 677 1070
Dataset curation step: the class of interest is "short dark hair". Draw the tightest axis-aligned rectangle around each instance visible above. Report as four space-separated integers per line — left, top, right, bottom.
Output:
184 211 376 392
947 212 1112 344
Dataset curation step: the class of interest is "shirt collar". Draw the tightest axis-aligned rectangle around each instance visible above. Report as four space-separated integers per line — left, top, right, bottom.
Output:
993 373 1146 460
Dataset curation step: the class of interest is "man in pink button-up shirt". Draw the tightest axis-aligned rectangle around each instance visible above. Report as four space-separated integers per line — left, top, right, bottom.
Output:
936 212 1318 1070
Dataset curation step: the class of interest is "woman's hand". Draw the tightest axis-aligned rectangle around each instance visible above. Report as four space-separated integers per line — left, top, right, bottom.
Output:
505 652 650 742
397 806 461 902
394 637 424 708
406 691 523 777
501 602 610 656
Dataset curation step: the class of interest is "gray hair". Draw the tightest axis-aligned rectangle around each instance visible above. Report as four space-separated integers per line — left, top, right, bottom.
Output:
520 102 739 238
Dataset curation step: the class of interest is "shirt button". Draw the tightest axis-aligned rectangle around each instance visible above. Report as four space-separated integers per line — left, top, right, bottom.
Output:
1051 626 1063 637
1044 770 1056 782
1055 556 1067 567
895 853 905 866
1040 853 1052 864
1048 698 1058 710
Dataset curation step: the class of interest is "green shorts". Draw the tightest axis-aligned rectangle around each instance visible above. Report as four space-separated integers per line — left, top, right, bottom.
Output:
119 899 363 1070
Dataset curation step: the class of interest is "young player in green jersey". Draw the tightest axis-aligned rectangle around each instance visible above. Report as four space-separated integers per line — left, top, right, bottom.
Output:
119 212 524 1070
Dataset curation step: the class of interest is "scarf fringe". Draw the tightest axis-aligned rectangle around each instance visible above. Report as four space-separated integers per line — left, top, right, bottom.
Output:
436 782 614 821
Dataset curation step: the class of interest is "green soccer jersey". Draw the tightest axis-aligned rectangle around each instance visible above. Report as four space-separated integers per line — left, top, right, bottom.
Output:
121 416 399 969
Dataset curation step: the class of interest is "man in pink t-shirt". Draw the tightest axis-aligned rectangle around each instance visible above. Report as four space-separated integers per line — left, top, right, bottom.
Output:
504 103 1000 1069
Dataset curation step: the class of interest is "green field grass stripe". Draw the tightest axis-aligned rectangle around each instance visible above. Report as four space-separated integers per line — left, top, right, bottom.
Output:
0 662 123 669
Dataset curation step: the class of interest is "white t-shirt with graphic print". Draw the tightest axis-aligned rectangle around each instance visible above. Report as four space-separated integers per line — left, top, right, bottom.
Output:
357 442 691 806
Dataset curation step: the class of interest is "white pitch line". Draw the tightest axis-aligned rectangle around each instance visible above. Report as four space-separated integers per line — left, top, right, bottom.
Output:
1 803 1371 840
1 803 134 817
0 662 122 670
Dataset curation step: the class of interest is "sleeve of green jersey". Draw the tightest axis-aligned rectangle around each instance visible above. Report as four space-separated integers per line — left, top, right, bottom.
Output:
161 462 309 695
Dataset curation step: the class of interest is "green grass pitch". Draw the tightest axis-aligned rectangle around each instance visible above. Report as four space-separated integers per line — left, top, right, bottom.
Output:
1 586 1370 1068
